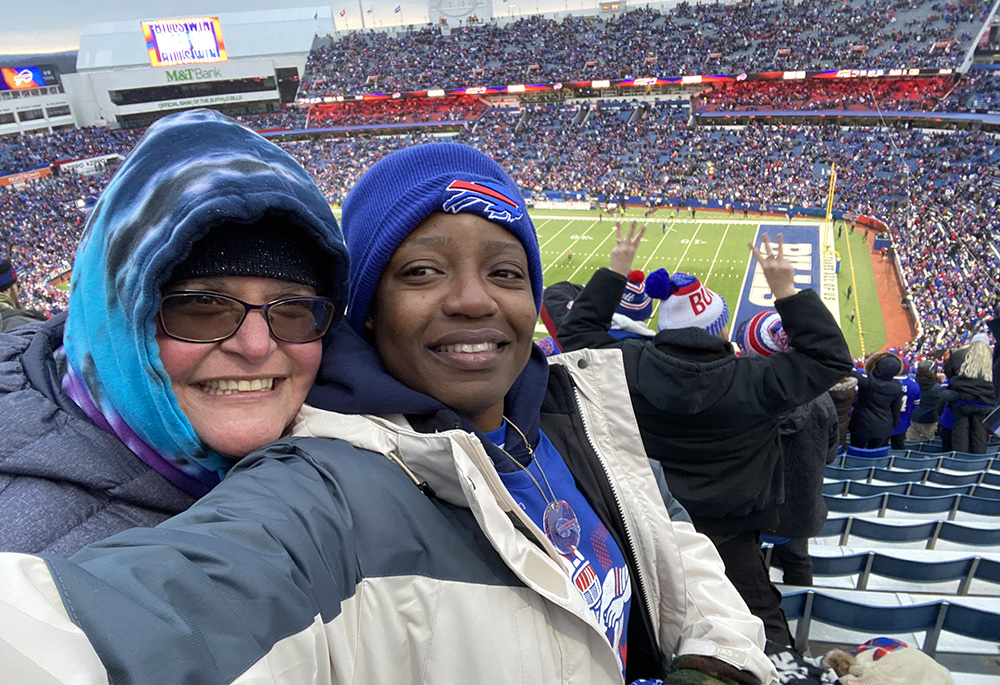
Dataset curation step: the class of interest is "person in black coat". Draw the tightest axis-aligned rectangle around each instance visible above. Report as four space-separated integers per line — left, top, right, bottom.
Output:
737 312 839 586
558 222 853 646
939 337 994 454
828 375 858 454
906 361 944 442
848 353 904 449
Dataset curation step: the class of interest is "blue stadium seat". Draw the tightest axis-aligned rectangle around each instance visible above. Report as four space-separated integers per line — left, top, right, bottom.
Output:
957 495 1000 517
841 455 892 469
926 470 983 487
969 485 1000 501
847 444 892 459
885 493 958 517
825 465 874 481
936 521 1000 548
823 494 884 515
848 481 909 497
939 457 994 472
872 467 928 484
780 590 952 655
889 456 942 470
908 483 973 498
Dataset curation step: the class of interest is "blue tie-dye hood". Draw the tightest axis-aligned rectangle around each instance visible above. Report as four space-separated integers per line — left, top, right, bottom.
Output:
63 109 349 494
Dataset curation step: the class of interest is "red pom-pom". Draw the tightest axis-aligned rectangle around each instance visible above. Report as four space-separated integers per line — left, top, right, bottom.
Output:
627 270 645 284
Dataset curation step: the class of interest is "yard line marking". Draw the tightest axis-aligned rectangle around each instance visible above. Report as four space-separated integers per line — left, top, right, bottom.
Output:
703 222 732 286
536 218 575 252
673 222 703 272
566 227 617 281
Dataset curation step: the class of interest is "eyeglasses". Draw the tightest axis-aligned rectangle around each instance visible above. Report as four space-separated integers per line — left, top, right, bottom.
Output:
158 290 338 344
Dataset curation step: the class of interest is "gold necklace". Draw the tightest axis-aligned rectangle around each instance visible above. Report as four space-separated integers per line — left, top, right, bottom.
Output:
493 415 581 554
495 415 558 506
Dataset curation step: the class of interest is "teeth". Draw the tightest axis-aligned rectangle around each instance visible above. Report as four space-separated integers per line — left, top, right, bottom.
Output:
199 378 275 395
437 342 498 354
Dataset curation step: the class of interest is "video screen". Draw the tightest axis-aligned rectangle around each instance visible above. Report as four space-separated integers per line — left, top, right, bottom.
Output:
0 66 53 91
141 17 228 68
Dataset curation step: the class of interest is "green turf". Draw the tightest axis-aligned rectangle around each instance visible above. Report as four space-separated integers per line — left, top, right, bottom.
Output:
832 223 887 357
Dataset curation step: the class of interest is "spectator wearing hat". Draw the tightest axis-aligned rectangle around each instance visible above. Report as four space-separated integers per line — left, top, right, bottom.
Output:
849 353 905 449
739 311 839 587
559 222 853 647
906 361 944 442
0 110 349 556
0 258 46 332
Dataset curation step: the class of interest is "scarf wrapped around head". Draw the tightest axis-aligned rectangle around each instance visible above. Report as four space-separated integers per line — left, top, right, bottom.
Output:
63 109 349 494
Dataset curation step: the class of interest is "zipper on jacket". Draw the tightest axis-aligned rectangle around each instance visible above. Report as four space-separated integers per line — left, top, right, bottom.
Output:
567 374 657 654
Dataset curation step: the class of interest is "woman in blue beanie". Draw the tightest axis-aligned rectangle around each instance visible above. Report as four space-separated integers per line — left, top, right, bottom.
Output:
0 144 774 685
0 109 349 556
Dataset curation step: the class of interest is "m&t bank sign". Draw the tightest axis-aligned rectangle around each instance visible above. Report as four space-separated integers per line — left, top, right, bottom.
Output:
165 67 223 82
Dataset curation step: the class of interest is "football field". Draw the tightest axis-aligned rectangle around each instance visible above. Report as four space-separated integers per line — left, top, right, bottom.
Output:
531 208 885 356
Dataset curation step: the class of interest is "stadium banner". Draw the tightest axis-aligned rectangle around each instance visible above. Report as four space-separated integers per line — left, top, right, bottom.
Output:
0 65 55 91
141 17 228 68
0 167 51 187
731 224 825 340
59 154 125 176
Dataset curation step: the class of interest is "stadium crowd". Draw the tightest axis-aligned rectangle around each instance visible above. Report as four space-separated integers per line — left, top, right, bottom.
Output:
3 100 997 350
297 0 991 97
694 76 956 113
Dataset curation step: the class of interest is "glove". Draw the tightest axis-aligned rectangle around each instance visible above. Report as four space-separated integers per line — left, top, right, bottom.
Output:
664 655 760 685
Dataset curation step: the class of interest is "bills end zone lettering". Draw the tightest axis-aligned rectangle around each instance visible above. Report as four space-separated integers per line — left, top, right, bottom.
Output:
731 224 821 340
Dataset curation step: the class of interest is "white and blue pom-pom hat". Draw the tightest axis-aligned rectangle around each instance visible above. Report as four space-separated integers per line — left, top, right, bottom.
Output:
341 143 542 335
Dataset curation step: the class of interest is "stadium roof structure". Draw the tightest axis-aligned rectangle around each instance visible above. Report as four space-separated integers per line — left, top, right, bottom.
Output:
76 7 333 71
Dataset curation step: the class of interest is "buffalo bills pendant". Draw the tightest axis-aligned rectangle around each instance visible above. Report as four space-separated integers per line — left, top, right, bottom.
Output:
543 500 581 554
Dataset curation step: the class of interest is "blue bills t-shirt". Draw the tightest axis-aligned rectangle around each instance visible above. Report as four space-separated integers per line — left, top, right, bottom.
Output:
486 422 632 676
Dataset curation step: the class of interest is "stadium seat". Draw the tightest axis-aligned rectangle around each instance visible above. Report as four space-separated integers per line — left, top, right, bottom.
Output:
847 444 892 459
840 455 892 469
825 465 874 481
871 467 929 484
823 494 885 515
781 590 952 656
926 470 986 487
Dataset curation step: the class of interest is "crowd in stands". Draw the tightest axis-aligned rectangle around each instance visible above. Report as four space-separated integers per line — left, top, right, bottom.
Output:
0 168 115 314
2 96 998 348
0 127 138 177
695 76 956 113
945 69 1000 111
298 0 991 97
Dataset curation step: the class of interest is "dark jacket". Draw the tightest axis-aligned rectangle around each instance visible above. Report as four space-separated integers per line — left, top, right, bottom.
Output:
989 318 1000 405
941 344 994 407
557 268 854 535
0 316 196 555
849 360 904 447
0 293 46 332
910 375 944 425
769 393 839 539
828 376 858 452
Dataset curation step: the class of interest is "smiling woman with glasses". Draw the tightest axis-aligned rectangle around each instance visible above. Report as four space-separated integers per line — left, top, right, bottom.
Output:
0 109 349 558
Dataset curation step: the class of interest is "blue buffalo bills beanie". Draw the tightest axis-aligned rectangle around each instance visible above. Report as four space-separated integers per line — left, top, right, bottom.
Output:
341 143 541 334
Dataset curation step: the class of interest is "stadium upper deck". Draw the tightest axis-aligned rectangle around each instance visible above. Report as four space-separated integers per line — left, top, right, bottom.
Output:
298 1 996 98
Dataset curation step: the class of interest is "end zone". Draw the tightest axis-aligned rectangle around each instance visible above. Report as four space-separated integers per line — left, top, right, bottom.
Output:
731 224 839 339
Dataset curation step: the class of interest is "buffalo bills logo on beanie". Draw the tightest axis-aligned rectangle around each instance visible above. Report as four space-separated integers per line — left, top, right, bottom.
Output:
738 310 790 357
616 270 653 322
341 143 542 335
645 269 729 336
443 180 523 223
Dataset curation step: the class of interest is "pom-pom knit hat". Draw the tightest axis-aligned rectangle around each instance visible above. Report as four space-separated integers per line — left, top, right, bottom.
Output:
738 310 790 357
341 143 541 334
645 268 729 336
615 270 653 321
